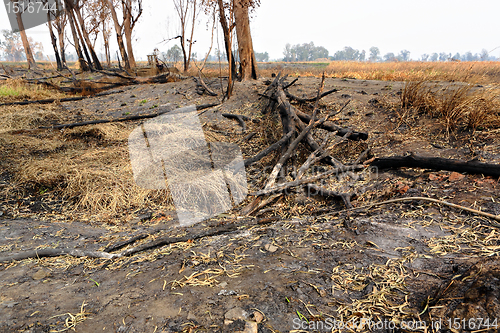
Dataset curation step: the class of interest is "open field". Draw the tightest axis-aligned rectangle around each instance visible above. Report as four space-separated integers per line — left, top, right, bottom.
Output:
4 60 500 84
0 63 500 332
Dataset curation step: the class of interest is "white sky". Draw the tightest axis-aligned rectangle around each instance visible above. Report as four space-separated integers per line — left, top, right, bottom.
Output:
1 0 500 61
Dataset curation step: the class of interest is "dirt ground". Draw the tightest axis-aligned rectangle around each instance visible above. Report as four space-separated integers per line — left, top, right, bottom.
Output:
1 72 500 333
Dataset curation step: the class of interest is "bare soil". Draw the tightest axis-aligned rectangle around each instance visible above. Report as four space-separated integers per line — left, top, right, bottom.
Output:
1 73 500 333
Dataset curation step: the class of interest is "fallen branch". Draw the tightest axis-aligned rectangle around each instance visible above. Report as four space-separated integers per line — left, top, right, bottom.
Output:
285 88 338 103
221 113 259 132
36 103 220 130
0 248 116 263
294 108 368 141
368 154 500 178
0 217 281 263
321 196 500 224
243 131 295 167
193 76 218 96
252 164 365 197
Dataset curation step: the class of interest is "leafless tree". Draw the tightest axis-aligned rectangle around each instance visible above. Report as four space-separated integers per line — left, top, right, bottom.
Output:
106 0 142 70
173 0 198 72
44 0 63 70
11 0 37 68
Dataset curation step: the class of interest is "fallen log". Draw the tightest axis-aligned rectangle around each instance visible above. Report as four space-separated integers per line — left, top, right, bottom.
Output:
0 89 124 107
36 103 220 130
369 154 500 178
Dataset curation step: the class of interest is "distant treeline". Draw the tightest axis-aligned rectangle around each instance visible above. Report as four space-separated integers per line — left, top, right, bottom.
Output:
281 43 498 62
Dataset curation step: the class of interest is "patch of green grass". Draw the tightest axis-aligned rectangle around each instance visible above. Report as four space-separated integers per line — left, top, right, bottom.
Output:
0 85 23 97
139 99 148 105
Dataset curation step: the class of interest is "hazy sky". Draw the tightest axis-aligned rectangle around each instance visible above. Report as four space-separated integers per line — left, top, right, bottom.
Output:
1 0 499 61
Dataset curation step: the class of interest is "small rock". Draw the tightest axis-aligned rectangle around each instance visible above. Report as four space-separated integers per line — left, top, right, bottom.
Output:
449 172 465 182
32 269 51 280
218 289 237 296
1 301 19 308
217 281 228 288
187 312 197 321
225 307 248 321
264 244 278 253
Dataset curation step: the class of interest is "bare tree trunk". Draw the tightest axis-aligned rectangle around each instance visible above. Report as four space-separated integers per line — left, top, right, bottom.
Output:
54 0 66 65
233 0 257 80
185 0 196 71
70 9 94 70
14 4 37 69
123 13 136 68
73 2 103 69
107 0 130 70
103 20 111 66
44 1 62 70
57 25 66 65
216 0 236 98
47 20 63 70
66 4 88 71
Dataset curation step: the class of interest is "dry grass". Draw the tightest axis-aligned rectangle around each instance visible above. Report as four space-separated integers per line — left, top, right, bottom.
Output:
326 61 500 84
188 61 500 85
0 120 175 220
0 78 67 102
401 81 500 132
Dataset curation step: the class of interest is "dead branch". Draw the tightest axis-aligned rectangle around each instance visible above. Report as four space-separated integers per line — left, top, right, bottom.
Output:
368 153 500 178
243 131 295 167
34 103 220 130
0 248 116 263
193 76 218 96
321 196 500 225
252 164 365 197
285 88 338 103
0 217 282 263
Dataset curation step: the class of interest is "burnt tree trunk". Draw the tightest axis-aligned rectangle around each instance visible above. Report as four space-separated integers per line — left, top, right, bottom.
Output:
107 0 131 70
73 1 103 70
14 6 37 69
217 0 237 83
65 3 88 71
123 10 136 69
46 5 63 70
233 0 258 80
